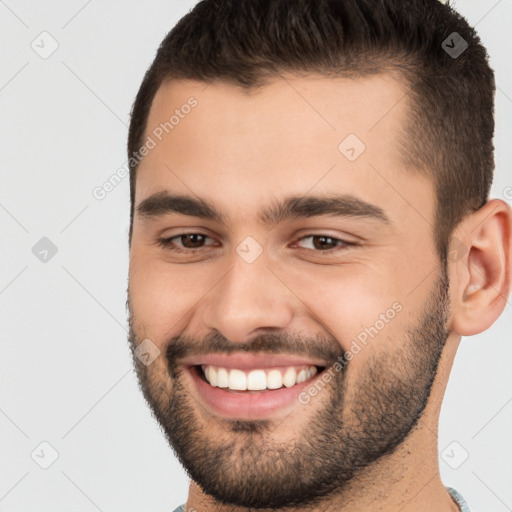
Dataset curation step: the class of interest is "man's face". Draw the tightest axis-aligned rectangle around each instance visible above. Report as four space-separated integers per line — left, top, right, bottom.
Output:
128 74 451 507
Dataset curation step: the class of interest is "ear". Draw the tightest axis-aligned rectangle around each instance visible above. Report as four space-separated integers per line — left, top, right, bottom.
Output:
449 199 512 336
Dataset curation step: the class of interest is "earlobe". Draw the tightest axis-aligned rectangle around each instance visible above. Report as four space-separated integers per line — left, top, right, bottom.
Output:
450 199 512 337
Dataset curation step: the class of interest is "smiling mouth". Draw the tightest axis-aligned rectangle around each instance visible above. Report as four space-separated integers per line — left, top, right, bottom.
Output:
193 364 326 392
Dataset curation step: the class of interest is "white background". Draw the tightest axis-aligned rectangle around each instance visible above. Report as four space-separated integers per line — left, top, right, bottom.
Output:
1 1 511 511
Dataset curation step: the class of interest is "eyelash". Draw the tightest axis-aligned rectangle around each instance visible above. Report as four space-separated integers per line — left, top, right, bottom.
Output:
157 232 357 254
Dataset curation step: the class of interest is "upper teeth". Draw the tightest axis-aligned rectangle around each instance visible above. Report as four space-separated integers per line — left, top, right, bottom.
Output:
201 365 318 391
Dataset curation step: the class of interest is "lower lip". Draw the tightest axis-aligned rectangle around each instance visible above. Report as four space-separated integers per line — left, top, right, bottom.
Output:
187 366 321 420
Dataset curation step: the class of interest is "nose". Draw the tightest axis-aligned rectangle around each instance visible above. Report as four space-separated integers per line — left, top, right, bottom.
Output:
198 250 296 343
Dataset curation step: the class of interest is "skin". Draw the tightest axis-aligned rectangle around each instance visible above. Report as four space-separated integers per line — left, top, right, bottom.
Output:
128 72 512 511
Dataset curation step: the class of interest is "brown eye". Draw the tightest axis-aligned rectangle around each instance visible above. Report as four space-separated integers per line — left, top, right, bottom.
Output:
157 233 215 252
295 235 355 252
179 233 207 248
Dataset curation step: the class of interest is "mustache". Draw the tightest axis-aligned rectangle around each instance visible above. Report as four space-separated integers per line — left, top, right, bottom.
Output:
165 330 345 366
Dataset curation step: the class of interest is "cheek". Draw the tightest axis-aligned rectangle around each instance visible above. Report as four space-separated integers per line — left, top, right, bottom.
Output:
129 256 207 347
279 262 404 352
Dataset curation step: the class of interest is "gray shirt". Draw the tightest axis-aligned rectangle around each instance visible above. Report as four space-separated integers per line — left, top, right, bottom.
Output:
171 486 471 512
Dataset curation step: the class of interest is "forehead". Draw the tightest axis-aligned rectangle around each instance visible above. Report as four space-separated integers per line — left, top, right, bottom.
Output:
143 73 409 165
134 73 434 229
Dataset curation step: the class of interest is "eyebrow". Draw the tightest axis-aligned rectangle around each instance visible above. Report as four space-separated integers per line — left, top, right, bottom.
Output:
135 190 391 226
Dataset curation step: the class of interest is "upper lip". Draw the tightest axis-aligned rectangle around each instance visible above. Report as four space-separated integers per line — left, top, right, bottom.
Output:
180 353 327 370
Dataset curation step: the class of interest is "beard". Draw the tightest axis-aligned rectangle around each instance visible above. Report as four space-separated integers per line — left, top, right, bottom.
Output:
127 262 450 508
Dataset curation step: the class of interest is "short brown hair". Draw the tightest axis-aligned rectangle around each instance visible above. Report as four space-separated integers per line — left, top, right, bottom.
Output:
128 0 495 259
